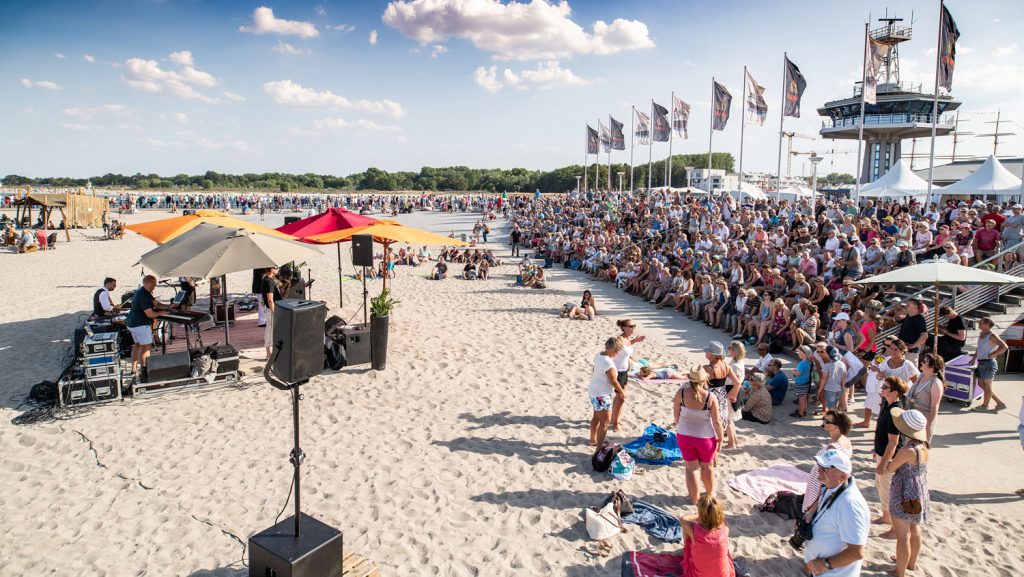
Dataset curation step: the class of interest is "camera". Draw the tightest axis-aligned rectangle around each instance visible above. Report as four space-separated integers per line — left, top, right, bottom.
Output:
789 518 814 550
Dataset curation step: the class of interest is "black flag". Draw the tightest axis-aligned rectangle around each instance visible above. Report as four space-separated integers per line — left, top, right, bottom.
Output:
610 116 625 150
712 81 732 131
937 3 960 91
652 102 670 142
586 124 599 154
783 57 807 118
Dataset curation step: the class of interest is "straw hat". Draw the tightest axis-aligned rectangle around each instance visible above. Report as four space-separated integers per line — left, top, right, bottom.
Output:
688 365 709 383
891 408 928 442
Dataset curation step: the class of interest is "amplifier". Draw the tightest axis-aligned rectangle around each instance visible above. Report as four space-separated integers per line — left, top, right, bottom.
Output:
85 353 118 366
83 332 118 355
209 344 239 374
59 376 121 406
145 351 192 382
86 364 118 379
339 323 370 366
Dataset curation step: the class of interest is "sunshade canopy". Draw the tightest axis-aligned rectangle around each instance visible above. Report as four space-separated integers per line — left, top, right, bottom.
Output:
139 223 322 278
939 155 1022 195
306 220 470 246
860 159 929 197
855 259 1021 287
125 209 295 244
275 208 378 243
729 182 767 201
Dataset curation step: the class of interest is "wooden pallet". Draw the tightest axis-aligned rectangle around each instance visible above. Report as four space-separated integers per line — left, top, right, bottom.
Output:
343 551 380 577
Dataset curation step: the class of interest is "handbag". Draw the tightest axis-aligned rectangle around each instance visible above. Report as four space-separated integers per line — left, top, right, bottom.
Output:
585 502 623 541
612 490 634 516
900 499 922 515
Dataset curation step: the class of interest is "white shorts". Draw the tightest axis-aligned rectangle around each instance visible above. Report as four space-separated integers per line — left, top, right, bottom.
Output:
129 324 154 346
264 313 274 348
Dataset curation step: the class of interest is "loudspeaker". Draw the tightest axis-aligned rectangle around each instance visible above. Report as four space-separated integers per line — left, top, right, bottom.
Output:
351 234 373 267
144 351 192 382
284 216 301 226
339 323 371 366
182 209 195 216
248 513 342 577
215 302 236 324
272 300 327 383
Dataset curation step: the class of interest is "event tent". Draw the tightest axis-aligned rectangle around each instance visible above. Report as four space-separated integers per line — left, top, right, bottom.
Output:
858 159 929 200
938 155 1022 201
728 182 767 201
776 185 818 201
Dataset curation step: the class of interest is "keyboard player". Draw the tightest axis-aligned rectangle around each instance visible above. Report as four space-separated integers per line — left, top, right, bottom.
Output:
126 274 172 375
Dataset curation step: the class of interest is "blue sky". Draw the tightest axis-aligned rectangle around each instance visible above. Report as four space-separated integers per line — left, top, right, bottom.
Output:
2 0 1022 179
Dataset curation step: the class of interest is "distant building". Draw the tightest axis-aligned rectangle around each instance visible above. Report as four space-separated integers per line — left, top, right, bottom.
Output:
689 169 738 192
913 158 1023 187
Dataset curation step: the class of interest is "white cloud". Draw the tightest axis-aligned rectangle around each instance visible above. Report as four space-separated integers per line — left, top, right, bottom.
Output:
311 117 401 132
174 112 189 124
122 51 220 103
60 121 97 131
331 24 356 32
314 4 327 16
992 43 1018 57
430 44 447 58
262 80 405 118
83 54 95 63
117 123 144 133
239 6 318 38
63 104 131 120
142 135 247 151
369 29 378 45
21 78 62 90
473 65 502 93
272 41 309 55
55 53 65 59
475 60 590 92
382 0 654 60
223 91 247 102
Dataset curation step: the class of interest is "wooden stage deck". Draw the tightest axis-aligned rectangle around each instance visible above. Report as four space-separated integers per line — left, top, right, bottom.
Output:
163 309 267 360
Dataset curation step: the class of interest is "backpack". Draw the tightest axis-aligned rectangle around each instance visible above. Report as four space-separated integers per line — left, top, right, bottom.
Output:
610 451 635 481
592 443 623 472
758 490 804 520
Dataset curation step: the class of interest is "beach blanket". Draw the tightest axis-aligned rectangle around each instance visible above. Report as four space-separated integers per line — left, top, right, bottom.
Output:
638 378 688 385
621 552 751 577
622 499 683 543
727 464 810 503
624 424 681 465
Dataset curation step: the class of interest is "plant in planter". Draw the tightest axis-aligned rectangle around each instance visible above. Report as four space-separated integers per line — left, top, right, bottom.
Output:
369 289 399 370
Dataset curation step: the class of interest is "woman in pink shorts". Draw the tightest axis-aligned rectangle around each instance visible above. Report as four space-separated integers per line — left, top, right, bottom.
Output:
673 366 725 505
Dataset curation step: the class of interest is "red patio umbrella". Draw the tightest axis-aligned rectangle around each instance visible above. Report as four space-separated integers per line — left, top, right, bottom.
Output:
275 208 378 306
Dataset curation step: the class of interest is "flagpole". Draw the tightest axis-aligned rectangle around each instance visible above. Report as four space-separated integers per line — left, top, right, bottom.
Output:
855 22 869 204
647 101 654 192
583 125 589 192
667 91 674 188
776 53 787 203
707 78 715 194
596 117 601 192
630 107 636 193
738 66 748 205
925 0 944 207
607 115 612 193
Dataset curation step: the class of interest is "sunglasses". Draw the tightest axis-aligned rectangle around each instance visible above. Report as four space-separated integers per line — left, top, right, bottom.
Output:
625 324 637 328
880 385 891 391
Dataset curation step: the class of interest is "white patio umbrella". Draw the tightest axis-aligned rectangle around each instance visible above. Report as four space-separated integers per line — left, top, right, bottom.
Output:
855 259 1020 351
139 223 322 344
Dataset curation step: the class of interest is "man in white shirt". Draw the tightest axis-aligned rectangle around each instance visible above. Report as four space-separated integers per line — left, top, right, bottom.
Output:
803 449 870 577
92 277 119 317
752 343 775 374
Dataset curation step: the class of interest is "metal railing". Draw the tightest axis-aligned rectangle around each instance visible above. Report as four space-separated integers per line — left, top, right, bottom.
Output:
852 81 923 97
822 113 954 130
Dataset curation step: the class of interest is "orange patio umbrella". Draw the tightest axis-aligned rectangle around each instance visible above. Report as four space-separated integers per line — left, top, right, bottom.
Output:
124 209 296 244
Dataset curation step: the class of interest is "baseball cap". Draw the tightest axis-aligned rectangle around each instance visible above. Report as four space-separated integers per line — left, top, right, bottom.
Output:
833 312 851 321
814 448 852 474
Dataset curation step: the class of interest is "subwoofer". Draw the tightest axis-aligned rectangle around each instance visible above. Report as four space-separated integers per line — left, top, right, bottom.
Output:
284 216 301 225
271 300 327 383
351 234 373 267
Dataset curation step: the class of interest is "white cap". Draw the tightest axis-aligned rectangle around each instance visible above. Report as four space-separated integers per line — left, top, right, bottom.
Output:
814 448 852 474
833 312 851 321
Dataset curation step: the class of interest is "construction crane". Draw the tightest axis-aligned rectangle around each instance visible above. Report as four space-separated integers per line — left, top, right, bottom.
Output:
782 131 817 178
792 148 856 180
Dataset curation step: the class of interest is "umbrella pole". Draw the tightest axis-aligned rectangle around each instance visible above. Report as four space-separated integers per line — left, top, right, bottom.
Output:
933 283 940 354
337 243 344 308
382 241 391 292
223 274 230 345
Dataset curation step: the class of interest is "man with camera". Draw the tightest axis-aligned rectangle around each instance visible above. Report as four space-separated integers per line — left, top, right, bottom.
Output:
798 449 870 576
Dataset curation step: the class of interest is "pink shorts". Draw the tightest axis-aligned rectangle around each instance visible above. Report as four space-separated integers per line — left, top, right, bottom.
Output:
678 435 718 463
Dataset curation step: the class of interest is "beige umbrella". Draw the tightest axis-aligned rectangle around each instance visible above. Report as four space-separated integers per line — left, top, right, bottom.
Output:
139 223 322 343
856 259 1020 351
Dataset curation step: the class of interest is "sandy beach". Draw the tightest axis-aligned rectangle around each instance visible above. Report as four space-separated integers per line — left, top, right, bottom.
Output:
1 208 1022 577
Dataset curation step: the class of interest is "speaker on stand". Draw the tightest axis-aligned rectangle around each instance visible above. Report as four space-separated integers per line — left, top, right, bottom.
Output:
351 234 373 325
251 299 342 577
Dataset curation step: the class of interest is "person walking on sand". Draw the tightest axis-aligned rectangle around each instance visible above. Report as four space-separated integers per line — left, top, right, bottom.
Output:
611 319 645 432
588 337 624 448
673 366 725 506
973 317 1009 412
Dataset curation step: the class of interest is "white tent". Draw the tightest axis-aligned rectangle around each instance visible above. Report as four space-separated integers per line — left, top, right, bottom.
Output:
938 155 1022 200
777 185 818 200
728 182 767 201
858 159 929 199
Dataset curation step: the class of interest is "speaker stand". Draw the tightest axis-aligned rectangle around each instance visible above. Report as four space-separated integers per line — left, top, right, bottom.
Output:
361 266 368 325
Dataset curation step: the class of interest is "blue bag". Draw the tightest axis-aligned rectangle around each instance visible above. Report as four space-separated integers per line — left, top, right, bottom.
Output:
623 423 681 465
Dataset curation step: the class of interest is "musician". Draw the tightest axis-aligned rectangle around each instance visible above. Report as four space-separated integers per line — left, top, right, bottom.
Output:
178 276 197 307
92 277 120 317
126 275 169 375
262 267 282 360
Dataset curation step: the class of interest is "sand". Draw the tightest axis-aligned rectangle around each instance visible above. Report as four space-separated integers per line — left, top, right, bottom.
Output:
0 207 1022 576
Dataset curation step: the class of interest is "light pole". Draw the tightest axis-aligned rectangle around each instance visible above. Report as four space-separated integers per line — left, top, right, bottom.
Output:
684 166 694 191
575 175 581 193
617 171 625 193
809 152 823 199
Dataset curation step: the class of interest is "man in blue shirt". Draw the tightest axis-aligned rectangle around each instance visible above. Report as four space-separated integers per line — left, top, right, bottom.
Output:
126 275 168 374
765 359 789 405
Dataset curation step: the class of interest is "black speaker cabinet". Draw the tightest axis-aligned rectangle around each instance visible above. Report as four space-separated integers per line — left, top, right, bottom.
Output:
215 302 236 324
145 351 192 382
248 513 342 577
340 323 371 366
351 234 373 267
284 216 301 225
272 300 326 383
182 209 195 216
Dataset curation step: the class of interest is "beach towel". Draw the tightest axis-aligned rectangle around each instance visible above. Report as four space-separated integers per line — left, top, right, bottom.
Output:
638 378 688 385
621 552 750 577
624 424 681 465
614 498 682 543
727 464 810 503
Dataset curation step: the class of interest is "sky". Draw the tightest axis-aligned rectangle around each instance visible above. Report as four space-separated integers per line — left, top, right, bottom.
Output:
2 0 1023 180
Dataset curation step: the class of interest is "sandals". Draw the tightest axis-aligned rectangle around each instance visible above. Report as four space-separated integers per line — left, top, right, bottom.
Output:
583 541 614 558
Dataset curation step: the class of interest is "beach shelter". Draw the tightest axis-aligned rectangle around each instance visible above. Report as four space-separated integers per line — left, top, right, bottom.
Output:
275 208 379 307
125 209 295 244
307 220 470 290
855 259 1020 351
858 160 929 200
938 155 1022 202
139 223 322 344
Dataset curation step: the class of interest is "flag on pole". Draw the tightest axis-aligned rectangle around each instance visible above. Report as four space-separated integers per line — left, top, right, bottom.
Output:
586 124 599 154
937 3 960 91
712 81 732 131
652 102 671 142
672 95 690 139
783 57 807 118
744 69 768 125
634 109 650 145
863 31 890 105
599 120 610 152
610 116 626 150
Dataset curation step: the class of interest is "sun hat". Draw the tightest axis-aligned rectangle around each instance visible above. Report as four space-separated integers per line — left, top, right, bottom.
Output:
799 345 814 357
891 408 928 442
814 448 852 474
833 312 851 321
704 341 725 356
688 365 709 383
896 240 909 248
749 372 766 385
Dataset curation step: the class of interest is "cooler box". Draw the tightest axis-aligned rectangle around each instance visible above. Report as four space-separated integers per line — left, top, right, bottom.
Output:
943 354 982 405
